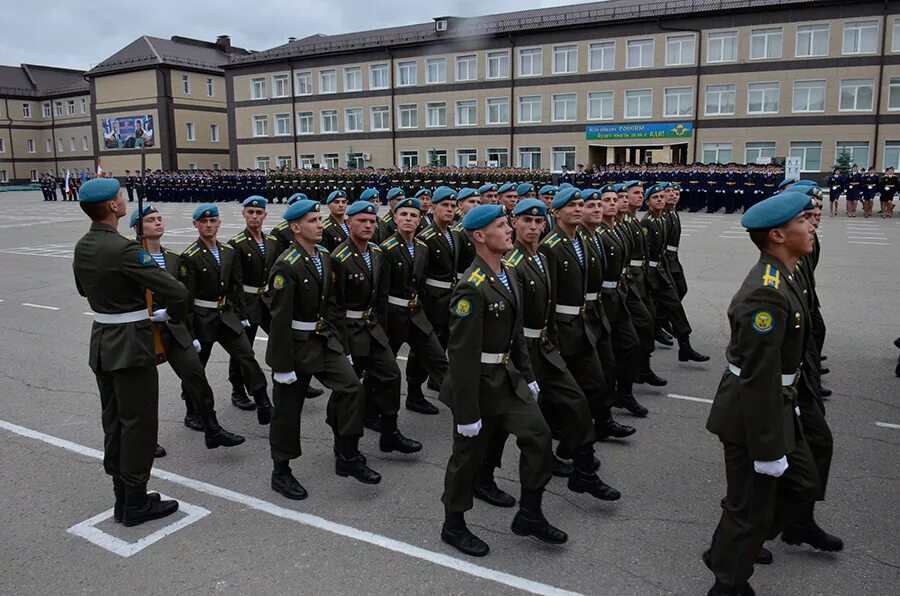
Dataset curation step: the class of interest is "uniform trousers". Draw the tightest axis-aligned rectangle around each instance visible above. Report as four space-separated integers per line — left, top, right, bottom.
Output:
159 325 214 417
353 340 402 418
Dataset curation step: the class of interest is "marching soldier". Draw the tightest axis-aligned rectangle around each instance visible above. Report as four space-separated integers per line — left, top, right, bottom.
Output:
453 188 482 276
321 189 350 251
663 184 688 299
415 188 434 231
270 192 309 255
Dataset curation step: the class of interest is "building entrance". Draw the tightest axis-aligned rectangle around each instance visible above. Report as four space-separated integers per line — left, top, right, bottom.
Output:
588 143 689 166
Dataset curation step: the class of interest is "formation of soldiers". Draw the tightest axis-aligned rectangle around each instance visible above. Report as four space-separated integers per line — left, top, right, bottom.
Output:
39 172 98 201
826 165 898 217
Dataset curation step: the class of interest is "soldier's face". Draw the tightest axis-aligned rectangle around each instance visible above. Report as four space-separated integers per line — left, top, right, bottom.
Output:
348 213 376 242
141 213 164 239
193 216 220 240
482 191 499 204
601 193 618 218
539 194 553 208
556 200 584 226
242 207 267 230
583 200 603 225
393 207 421 234
513 214 544 245
329 198 348 217
499 192 518 210
774 212 815 256
419 196 432 212
475 217 513 253
524 191 537 199
292 212 323 244
627 187 644 209
647 193 666 212
433 200 455 225
458 196 481 214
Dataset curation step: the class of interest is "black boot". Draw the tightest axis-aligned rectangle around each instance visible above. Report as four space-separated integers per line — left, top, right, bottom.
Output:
473 475 516 507
405 384 439 415
305 386 324 399
113 479 160 523
819 386 832 398
707 579 756 596
568 446 621 501
595 412 636 441
655 328 674 347
613 383 649 417
378 415 422 454
271 460 307 500
231 386 256 411
183 399 203 431
637 365 668 386
511 489 567 544
251 389 273 425
154 444 167 458
781 505 844 551
202 413 245 449
426 377 442 392
551 455 574 477
363 415 383 433
334 435 381 484
122 484 179 527
678 336 710 362
441 511 489 557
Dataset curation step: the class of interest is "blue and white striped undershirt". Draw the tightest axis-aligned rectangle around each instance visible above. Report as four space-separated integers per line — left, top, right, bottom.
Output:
151 252 166 270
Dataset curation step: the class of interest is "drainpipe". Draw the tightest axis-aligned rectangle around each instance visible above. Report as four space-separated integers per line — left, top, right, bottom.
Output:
509 33 515 168
50 99 59 175
388 49 396 167
4 98 17 182
873 1 889 169
657 18 702 164
290 62 299 168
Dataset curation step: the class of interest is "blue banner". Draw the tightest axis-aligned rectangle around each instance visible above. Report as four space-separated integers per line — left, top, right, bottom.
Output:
586 122 693 141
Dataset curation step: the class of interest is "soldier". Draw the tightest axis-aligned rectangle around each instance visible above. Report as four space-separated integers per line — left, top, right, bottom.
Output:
267 200 381 500
440 204 566 557
496 183 518 216
452 187 482 276
270 192 309 255
663 184 688 299
477 183 498 207
516 183 536 199
826 167 845 218
703 192 822 596
415 188 434 230
178 204 273 429
321 189 350 251
846 165 862 217
73 178 185 527
880 166 897 217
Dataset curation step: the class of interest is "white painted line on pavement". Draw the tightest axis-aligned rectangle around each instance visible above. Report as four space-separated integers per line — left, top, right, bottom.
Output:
847 241 891 246
667 393 713 404
875 422 900 430
0 419 582 596
22 303 59 310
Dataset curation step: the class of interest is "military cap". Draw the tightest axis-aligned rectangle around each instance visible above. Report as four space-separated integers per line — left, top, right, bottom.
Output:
242 195 267 209
283 199 320 222
657 181 672 189
386 187 405 201
129 204 158 228
392 197 421 212
497 182 518 194
461 204 505 231
791 179 817 187
347 200 378 217
600 184 618 194
359 188 380 202
644 184 665 200
326 189 347 204
741 191 814 230
551 187 582 209
78 178 120 203
192 203 219 220
512 198 547 217
621 180 642 190
287 192 308 205
432 187 456 204
797 185 823 199
558 182 574 190
612 183 625 192
778 177 798 190
478 183 498 194
672 183 682 191
538 185 558 196
457 187 479 201
516 183 535 196
581 188 601 201
414 188 432 198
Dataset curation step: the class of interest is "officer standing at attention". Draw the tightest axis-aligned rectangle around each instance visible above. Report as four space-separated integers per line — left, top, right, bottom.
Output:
703 192 821 596
73 177 186 527
440 204 566 557
267 200 381 500
124 170 135 202
321 190 350 251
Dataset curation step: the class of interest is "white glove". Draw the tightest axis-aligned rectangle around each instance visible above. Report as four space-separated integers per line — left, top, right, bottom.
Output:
346 354 354 366
456 419 482 438
192 339 202 353
150 308 169 323
528 381 540 401
241 319 251 328
274 371 298 385
754 456 789 477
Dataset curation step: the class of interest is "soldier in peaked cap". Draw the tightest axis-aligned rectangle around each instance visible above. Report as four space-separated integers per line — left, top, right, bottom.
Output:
321 190 350 252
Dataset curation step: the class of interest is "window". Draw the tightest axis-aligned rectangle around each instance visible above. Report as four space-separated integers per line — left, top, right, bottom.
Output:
552 146 576 171
42 102 51 118
299 154 315 169
188 163 197 171
626 39 654 68
297 111 313 134
796 24 829 57
26 138 35 152
277 156 293 169
456 149 477 167
398 104 418 128
69 137 76 151
625 89 652 119
705 84 736 116
45 139 52 153
889 77 900 110
255 156 270 170
792 80 826 113
884 141 900 169
0 171 6 183
344 67 362 92
702 143 732 163
750 28 783 60
80 98 87 113
80 134 88 150
843 20 878 54
55 101 63 116
552 93 576 121
894 19 900 52
57 138 63 152
587 91 614 120
748 82 780 114
210 124 220 142
212 163 221 170
840 79 875 111
397 61 417 86
707 30 738 63
319 70 336 94
30 170 38 182
789 141 822 172
324 150 339 167
745 142 776 164
425 58 446 84
370 64 389 89
487 51 509 79
553 44 578 74
295 72 312 95
206 78 214 97
371 106 390 130
181 74 191 94
185 122 196 141
0 138 4 153
518 95 542 123
487 97 509 124
835 141 870 168
251 77 266 100
275 113 291 135
321 110 338 133
519 146 542 169
666 34 695 66
399 151 419 168
252 115 268 137
272 74 289 97
456 100 477 126
22 103 31 118
427 149 448 167
664 87 693 117
487 148 509 167
519 48 543 77
425 101 447 128
345 108 363 132
589 41 615 71
456 55 477 81
66 100 75 115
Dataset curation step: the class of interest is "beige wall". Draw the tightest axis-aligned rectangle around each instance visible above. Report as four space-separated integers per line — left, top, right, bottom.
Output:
173 108 229 149
100 153 163 175
94 70 158 105
170 71 227 107
176 153 227 170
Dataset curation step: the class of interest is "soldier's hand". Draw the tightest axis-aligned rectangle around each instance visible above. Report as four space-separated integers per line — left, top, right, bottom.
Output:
528 381 540 401
753 456 788 477
192 339 201 353
241 319 251 328
150 308 169 323
456 420 482 438
346 354 354 366
274 371 298 385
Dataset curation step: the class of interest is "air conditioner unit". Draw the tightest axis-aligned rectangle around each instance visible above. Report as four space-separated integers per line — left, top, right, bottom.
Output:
435 19 448 32
362 152 372 161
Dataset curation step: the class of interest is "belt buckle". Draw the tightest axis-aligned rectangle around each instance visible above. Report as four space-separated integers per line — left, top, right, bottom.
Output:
407 297 417 309
257 287 266 296
363 308 372 322
579 305 586 316
315 318 326 332
539 328 548 342
501 353 510 365
216 297 225 309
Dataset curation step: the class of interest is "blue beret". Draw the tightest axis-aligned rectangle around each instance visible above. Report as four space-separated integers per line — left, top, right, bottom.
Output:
512 198 547 217
516 183 535 196
386 187 405 201
478 183 497 194
414 188 432 198
600 184 618 194
741 191 814 230
538 185 558 196
644 184 664 200
657 182 672 190
792 179 816 187
242 195 267 209
581 188 601 201
129 204 158 228
283 199 319 222
326 190 347 204
347 200 378 217
672 183 682 191
432 187 456 204
611 183 625 192
359 188 380 202
287 192 308 205
798 185 823 198
497 182 517 194
551 187 582 209
456 187 478 201
78 178 120 203
392 197 421 212
192 203 219 220
558 182 574 190
778 177 798 190
621 180 642 190
462 204 506 231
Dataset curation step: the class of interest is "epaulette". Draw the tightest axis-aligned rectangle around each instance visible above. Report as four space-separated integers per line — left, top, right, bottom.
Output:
467 267 486 286
335 246 352 262
418 227 437 240
231 232 247 243
284 248 302 264
762 264 781 289
322 220 333 229
415 239 427 247
452 222 464 233
222 244 233 250
381 237 399 250
184 242 200 257
542 232 561 248
275 220 289 230
266 234 278 241
164 249 178 256
507 249 524 267
315 244 328 253
379 213 392 223
368 242 381 251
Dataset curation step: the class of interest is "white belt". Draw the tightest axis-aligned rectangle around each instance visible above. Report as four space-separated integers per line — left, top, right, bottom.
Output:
666 245 678 252
556 304 583 315
601 281 618 289
93 309 148 324
194 298 225 309
648 260 659 268
425 278 452 289
523 327 544 338
629 259 643 267
388 295 417 308
346 309 367 319
291 320 317 331
728 363 796 386
457 272 464 280
480 352 510 364
585 292 599 301
242 284 268 294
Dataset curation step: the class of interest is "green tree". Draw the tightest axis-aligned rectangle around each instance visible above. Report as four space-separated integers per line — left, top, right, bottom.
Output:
834 150 853 173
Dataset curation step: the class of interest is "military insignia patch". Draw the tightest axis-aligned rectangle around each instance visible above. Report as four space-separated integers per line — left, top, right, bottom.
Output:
138 250 154 266
273 274 286 290
453 298 472 318
751 310 774 334
179 264 187 278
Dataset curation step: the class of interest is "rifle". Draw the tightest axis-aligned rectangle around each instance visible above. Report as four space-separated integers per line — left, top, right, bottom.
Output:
138 146 167 364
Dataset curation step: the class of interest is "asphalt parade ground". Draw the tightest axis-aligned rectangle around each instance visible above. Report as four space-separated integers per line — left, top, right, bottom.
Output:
0 190 897 595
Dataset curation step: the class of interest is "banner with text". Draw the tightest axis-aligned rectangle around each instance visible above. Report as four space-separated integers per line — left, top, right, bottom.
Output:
586 122 693 141
101 115 155 149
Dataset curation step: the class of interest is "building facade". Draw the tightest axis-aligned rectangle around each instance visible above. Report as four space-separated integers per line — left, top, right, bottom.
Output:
225 0 900 177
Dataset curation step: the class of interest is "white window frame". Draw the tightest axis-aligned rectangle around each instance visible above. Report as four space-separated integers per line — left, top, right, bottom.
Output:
427 149 448 167
665 34 696 66
796 23 830 57
843 20 878 55
624 89 653 119
209 123 220 142
552 44 578 74
705 84 736 116
486 51 510 79
517 95 542 124
839 78 875 112
0 170 7 183
398 104 418 129
626 38 654 69
588 41 615 72
320 110 338 133
551 146 576 172
45 138 52 153
297 111 314 135
322 154 339 169
66 100 75 115
587 91 614 120
792 80 826 113
487 148 509 167
369 64 389 90
663 87 693 118
80 98 87 113
397 61 417 87
425 58 447 84
206 78 214 97
745 141 776 164
456 100 478 126
888 77 900 111
319 70 337 94
69 136 76 152
181 74 191 95
272 74 289 98
299 154 315 169
551 93 577 122
456 55 477 81
518 146 542 169
274 113 292 136
252 115 268 137
518 47 543 77
344 67 362 92
22 103 31 118
57 138 63 152
55 101 63 116
255 156 270 170
371 106 390 131
789 141 822 172
702 142 733 164
456 148 478 168
0 138 5 153
185 122 196 141
835 141 870 169
42 102 51 118
344 108 363 132
747 82 780 115
26 138 35 152
276 156 293 169
893 18 900 53
750 27 783 60
29 169 38 182
486 97 510 124
399 150 419 169
250 77 266 100
707 30 738 63
295 71 312 96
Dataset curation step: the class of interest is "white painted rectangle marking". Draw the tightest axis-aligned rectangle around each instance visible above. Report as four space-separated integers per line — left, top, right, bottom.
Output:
875 422 900 430
847 241 890 246
667 393 713 404
22 303 59 310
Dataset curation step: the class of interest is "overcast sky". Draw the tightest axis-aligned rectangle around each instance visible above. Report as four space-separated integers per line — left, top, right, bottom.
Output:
4 0 587 70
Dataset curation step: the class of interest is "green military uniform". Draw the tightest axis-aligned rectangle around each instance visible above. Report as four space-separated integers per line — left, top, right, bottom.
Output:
270 219 294 257
321 214 350 252
662 208 687 299
641 210 692 338
619 211 657 363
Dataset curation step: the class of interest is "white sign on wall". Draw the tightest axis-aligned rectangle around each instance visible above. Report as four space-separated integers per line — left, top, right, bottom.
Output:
785 156 802 180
